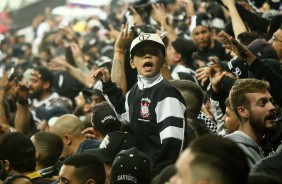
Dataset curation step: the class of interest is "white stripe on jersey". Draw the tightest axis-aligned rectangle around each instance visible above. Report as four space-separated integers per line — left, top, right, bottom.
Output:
155 97 186 123
160 126 184 143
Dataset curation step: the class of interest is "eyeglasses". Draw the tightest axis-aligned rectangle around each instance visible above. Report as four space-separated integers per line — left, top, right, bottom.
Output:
272 35 282 43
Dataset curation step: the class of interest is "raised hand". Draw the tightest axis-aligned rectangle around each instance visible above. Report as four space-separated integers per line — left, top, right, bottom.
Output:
108 24 120 40
49 57 69 71
59 26 77 43
128 6 143 26
218 31 256 64
206 57 226 93
82 127 96 139
195 67 209 87
151 3 167 24
70 43 84 61
92 67 111 83
16 80 29 105
115 23 136 51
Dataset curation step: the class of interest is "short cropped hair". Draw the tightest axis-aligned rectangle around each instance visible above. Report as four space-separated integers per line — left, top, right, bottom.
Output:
0 132 36 173
32 132 63 168
63 153 105 184
189 135 250 184
169 80 204 119
229 79 269 122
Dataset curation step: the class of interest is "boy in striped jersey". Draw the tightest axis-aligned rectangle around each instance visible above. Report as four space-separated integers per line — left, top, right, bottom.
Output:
92 33 187 175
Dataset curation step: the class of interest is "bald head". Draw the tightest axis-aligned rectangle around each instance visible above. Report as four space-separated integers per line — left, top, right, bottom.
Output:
50 114 85 138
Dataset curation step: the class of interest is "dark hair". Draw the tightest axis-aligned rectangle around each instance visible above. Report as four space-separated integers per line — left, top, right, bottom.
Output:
0 132 36 173
169 80 203 119
225 98 231 108
206 2 226 22
33 132 63 168
171 38 197 67
189 135 250 184
34 66 54 87
229 79 269 122
186 118 210 147
151 165 175 184
237 32 261 46
63 153 105 184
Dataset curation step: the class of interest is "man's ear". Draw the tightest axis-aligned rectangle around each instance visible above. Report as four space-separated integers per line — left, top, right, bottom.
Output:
4 160 12 172
130 59 136 69
42 81 51 90
64 134 72 145
237 106 249 119
86 179 95 184
35 152 40 161
174 53 181 62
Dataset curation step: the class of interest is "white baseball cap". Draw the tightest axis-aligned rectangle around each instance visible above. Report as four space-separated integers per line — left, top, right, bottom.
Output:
130 33 166 58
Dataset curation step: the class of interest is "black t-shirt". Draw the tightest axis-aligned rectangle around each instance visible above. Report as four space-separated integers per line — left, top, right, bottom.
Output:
196 40 231 63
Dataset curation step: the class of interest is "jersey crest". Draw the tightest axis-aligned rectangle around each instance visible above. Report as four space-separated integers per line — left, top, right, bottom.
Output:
140 98 151 118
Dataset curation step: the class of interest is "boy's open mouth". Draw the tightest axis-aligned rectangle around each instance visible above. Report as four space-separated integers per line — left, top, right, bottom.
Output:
143 62 153 70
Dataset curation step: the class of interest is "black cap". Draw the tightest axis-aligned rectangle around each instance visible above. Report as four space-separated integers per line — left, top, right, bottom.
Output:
91 102 121 135
85 131 135 164
32 66 53 85
196 13 211 28
82 87 104 98
110 147 151 184
218 58 249 79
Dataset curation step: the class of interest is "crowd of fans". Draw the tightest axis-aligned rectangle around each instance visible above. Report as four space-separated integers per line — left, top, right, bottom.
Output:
0 0 282 183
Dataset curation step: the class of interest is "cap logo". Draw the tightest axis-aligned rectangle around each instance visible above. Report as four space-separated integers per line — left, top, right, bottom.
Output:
233 67 242 77
201 20 210 27
117 174 137 183
139 34 151 41
101 115 117 124
100 135 110 148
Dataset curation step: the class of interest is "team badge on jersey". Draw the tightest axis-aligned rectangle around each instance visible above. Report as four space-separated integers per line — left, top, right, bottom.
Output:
140 98 151 118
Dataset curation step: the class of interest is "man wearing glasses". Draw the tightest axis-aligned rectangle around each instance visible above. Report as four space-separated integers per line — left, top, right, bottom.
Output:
269 27 282 63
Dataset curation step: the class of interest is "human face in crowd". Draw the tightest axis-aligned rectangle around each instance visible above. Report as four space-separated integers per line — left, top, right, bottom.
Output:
192 25 212 50
90 95 105 108
28 73 45 99
222 106 240 134
59 165 81 184
269 29 282 61
166 43 179 65
245 91 276 133
130 42 165 78
171 148 195 184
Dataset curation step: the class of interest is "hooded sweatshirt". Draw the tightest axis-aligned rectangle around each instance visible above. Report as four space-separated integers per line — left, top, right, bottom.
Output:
225 130 265 166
